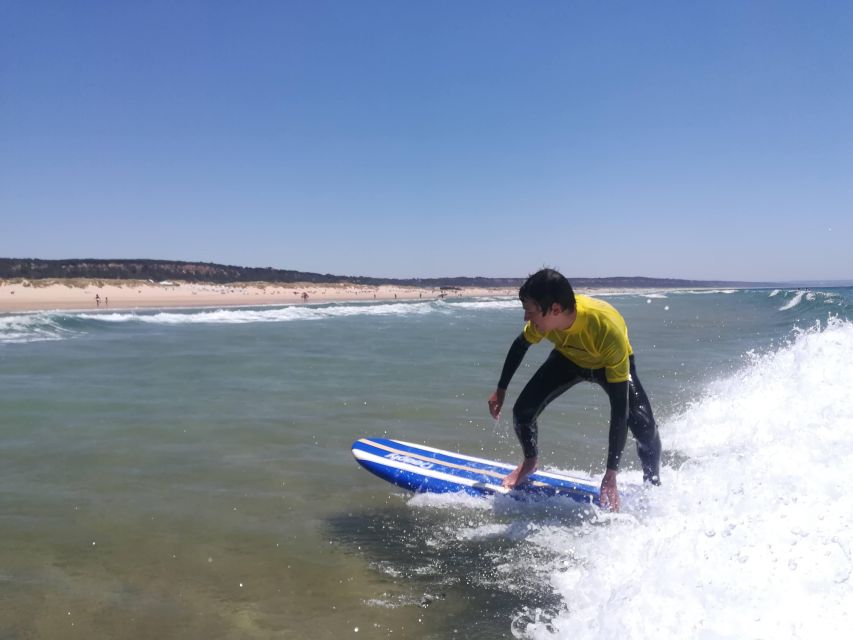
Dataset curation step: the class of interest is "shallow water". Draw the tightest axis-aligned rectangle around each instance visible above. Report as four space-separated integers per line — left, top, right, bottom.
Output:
1 288 851 638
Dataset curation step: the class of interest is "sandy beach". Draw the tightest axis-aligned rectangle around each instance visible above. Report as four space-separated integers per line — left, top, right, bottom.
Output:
0 279 518 313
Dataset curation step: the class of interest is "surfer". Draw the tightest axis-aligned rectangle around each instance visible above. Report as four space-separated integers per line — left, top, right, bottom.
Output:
488 268 662 511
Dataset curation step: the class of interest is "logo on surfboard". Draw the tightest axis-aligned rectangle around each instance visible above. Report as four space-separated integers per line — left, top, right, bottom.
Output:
385 453 434 469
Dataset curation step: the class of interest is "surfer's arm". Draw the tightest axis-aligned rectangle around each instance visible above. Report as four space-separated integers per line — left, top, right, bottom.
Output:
497 333 531 390
604 380 629 472
489 334 531 419
599 381 628 511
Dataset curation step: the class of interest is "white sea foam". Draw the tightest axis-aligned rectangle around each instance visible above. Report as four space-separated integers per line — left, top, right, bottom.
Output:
76 301 439 325
670 289 738 295
0 313 74 343
408 491 494 511
86 299 525 325
3 300 519 342
513 318 853 639
779 290 807 310
36 299 519 331
444 299 520 311
771 289 842 312
595 289 739 299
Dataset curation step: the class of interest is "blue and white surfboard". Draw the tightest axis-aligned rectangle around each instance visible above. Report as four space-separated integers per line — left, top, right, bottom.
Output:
352 437 600 505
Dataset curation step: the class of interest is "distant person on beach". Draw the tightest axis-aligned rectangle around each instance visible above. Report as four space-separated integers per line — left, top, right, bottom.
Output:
95 294 100 307
487 268 662 512
301 292 308 302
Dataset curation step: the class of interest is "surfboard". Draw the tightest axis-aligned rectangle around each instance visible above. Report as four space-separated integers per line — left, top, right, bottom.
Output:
352 437 600 505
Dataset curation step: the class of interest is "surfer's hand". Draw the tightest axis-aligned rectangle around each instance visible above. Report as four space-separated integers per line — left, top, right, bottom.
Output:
599 469 620 512
488 388 506 419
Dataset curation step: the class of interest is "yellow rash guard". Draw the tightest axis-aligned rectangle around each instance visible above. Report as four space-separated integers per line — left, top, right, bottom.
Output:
522 294 633 383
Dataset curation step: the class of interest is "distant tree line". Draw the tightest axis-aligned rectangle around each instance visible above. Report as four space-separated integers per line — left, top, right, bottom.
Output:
0 258 766 288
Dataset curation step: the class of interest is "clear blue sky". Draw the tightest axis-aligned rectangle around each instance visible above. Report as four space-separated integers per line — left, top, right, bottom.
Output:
2 1 851 281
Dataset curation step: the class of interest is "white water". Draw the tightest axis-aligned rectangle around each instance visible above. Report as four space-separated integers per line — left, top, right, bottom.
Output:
409 319 853 638
778 289 841 312
0 313 73 343
516 319 853 638
779 290 809 310
77 301 441 324
0 299 521 342
86 299 520 323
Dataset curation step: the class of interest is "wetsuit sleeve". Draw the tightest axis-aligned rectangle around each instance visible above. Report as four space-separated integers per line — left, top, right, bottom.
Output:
603 380 629 471
497 333 532 390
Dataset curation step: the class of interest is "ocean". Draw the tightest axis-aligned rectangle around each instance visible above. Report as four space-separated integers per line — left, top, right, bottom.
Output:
1 287 851 639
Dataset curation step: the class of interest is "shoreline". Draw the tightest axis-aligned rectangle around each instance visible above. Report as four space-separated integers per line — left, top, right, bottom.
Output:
0 278 750 314
0 279 517 313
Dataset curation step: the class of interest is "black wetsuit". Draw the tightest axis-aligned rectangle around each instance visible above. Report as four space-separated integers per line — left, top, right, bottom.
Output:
498 333 662 483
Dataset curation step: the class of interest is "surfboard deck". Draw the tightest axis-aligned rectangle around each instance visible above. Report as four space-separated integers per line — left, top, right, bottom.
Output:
352 437 600 505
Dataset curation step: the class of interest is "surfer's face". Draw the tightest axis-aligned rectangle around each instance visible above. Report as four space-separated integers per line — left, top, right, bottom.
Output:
522 299 562 332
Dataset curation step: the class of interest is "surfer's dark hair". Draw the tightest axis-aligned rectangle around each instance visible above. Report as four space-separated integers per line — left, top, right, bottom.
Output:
518 268 576 313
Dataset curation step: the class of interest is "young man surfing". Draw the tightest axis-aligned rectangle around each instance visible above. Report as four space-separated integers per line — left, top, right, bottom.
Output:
488 268 662 511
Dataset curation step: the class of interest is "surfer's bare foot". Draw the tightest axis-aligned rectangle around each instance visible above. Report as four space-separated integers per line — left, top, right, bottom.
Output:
502 457 538 489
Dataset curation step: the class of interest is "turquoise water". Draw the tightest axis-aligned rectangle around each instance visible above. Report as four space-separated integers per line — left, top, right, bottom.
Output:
2 288 852 638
